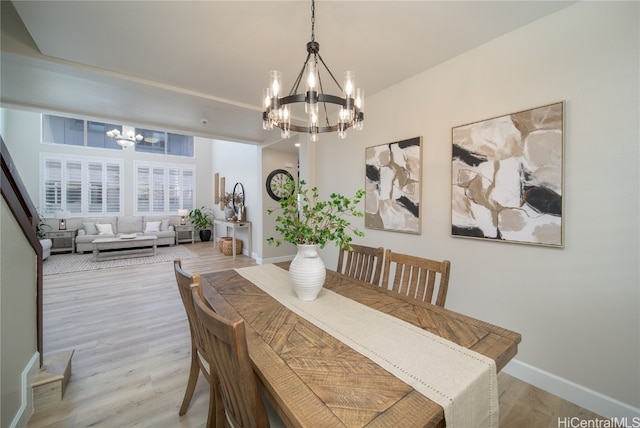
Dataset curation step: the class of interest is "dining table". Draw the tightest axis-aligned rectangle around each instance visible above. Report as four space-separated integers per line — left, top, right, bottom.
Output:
200 262 521 428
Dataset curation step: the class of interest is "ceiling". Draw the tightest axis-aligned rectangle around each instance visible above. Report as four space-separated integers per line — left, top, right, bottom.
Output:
2 1 575 150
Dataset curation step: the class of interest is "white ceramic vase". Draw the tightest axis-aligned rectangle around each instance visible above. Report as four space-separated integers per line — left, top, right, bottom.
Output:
289 244 326 301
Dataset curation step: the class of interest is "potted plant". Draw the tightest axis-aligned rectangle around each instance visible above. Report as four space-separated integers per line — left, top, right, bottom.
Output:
267 179 365 300
36 211 51 239
188 206 214 242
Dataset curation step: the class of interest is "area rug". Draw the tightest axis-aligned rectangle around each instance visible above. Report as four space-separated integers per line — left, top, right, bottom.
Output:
43 245 198 275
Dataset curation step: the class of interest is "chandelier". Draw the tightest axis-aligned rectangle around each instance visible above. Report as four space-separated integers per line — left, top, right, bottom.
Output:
106 128 143 148
262 0 364 142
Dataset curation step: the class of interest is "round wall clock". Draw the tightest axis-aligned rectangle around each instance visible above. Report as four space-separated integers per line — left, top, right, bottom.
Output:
266 169 294 201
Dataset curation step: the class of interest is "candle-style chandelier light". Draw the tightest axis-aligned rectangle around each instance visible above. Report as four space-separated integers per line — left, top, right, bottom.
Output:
262 0 364 142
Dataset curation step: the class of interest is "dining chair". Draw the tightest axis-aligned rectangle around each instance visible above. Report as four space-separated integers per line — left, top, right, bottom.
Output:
174 259 224 428
381 250 451 307
336 244 385 286
191 282 284 428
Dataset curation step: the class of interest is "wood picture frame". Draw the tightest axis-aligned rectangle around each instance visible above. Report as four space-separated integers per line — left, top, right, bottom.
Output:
451 102 564 247
365 136 422 234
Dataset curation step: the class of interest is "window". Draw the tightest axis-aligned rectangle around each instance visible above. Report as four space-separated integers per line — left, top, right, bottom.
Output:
134 127 194 157
40 154 123 216
42 115 84 146
135 128 166 155
135 162 194 215
87 121 122 149
42 114 194 157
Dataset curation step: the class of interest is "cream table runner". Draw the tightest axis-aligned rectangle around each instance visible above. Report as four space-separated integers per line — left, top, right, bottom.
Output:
236 264 498 428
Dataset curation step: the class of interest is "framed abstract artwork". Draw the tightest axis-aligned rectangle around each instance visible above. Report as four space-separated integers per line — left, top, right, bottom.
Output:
365 136 422 234
451 102 564 247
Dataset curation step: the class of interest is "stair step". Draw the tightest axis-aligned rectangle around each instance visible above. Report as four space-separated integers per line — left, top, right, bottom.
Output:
32 350 74 411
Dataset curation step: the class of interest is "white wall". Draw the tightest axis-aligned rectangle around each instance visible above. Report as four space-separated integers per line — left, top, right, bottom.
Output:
1 198 39 427
261 145 299 262
315 0 639 416
211 139 259 257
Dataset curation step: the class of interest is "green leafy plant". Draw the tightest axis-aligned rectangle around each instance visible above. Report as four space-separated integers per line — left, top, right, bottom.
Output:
36 211 51 239
187 207 214 231
267 180 365 249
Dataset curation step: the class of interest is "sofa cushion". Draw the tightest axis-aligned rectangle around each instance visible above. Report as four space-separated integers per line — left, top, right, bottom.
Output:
118 216 143 234
144 221 161 233
96 223 114 235
82 221 97 235
83 217 117 234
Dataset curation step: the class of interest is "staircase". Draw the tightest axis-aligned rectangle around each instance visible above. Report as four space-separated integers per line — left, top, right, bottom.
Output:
32 350 74 412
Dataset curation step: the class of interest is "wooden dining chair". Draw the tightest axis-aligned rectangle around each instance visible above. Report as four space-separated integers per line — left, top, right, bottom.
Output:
174 260 224 428
191 282 284 428
336 244 385 285
381 250 451 307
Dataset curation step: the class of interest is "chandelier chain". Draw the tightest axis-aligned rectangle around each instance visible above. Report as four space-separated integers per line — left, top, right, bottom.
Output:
311 0 315 42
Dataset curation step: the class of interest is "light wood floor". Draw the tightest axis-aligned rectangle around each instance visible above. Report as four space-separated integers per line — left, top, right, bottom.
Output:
28 242 604 427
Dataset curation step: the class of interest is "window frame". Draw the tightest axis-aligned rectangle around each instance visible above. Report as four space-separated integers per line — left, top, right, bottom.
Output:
41 114 195 158
40 154 124 217
134 161 195 216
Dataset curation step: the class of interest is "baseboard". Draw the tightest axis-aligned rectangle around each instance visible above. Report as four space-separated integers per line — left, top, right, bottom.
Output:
257 255 295 265
10 352 40 428
503 359 640 422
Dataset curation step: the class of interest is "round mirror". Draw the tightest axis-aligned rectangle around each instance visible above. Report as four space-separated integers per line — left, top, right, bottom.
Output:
233 182 245 214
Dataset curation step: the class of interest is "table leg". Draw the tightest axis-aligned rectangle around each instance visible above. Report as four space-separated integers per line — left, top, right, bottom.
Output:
232 227 236 260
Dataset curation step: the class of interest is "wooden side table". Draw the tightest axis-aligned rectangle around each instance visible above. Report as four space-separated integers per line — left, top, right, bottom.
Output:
175 225 195 245
45 229 77 254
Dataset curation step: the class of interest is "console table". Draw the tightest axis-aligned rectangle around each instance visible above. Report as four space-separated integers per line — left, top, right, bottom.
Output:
213 219 251 259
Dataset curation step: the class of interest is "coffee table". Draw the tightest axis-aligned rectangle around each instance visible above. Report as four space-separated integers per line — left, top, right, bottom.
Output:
92 236 158 261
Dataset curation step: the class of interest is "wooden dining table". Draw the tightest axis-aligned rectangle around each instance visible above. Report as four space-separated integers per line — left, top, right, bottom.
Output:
201 263 521 428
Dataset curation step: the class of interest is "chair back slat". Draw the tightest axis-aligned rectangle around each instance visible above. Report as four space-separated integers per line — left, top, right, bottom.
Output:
174 260 211 361
381 250 451 307
192 284 270 428
337 244 384 285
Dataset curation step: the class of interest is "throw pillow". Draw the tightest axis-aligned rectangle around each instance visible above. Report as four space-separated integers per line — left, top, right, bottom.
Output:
160 219 170 231
96 223 114 235
144 221 161 233
83 222 97 235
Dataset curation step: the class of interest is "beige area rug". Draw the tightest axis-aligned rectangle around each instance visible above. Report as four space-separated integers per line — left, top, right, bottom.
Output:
43 245 198 275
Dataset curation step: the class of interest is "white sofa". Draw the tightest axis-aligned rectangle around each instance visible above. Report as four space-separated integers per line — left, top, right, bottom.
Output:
72 216 177 253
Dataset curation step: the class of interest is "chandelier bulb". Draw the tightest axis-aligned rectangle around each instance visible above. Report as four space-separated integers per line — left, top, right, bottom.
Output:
270 70 282 98
306 60 318 92
343 71 355 98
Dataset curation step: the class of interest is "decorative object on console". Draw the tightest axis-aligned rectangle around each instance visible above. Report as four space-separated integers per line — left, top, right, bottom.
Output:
451 102 564 247
178 209 189 225
262 0 364 142
365 136 422 234
267 179 365 301
220 192 243 220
